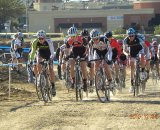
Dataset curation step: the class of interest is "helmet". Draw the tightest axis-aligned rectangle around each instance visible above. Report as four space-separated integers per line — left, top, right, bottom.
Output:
67 26 77 36
90 29 100 39
138 33 145 41
117 39 123 46
104 31 112 38
152 38 157 42
17 32 23 38
36 30 46 38
152 41 158 47
80 29 89 37
127 28 136 35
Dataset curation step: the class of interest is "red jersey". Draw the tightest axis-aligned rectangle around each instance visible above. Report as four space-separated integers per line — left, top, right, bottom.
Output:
110 38 122 57
67 36 84 47
145 41 151 47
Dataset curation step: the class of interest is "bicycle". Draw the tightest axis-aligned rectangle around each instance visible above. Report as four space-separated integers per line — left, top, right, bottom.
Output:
63 59 72 92
38 59 53 103
27 62 42 100
118 61 126 92
94 58 113 103
74 56 86 101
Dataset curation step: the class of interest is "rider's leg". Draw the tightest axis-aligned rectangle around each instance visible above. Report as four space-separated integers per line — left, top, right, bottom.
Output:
81 61 87 92
49 64 56 96
70 59 75 88
129 58 135 92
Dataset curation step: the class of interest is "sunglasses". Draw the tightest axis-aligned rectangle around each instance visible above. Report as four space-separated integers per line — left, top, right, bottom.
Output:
39 38 44 41
129 35 135 37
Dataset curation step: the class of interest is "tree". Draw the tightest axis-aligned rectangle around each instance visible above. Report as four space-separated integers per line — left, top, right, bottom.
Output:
154 25 160 35
0 0 25 31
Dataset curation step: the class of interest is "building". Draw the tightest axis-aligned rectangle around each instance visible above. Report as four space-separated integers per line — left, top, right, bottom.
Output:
27 0 158 33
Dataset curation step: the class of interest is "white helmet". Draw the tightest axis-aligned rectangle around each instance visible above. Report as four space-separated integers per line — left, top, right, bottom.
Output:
67 26 77 36
17 32 23 38
152 38 157 42
36 30 46 38
90 29 100 39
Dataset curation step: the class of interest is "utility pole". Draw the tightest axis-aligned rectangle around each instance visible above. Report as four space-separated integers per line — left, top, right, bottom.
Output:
26 0 29 33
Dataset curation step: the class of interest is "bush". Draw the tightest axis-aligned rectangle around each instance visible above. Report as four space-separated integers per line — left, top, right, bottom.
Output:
113 28 126 35
154 25 160 35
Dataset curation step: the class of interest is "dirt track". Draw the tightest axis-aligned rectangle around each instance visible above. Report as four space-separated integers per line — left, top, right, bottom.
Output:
0 68 160 130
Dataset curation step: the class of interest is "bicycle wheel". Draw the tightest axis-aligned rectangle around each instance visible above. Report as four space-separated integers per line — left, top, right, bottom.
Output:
105 87 110 101
75 69 83 101
151 67 158 85
40 72 49 103
134 76 140 96
35 76 42 100
64 68 72 92
119 69 125 91
140 81 146 94
95 69 108 103
47 79 52 102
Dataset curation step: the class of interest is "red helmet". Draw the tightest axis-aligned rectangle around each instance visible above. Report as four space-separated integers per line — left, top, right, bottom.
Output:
117 39 123 46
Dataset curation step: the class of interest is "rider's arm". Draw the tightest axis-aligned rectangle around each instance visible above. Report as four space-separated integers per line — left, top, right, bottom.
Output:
29 39 38 61
47 39 54 58
123 37 129 56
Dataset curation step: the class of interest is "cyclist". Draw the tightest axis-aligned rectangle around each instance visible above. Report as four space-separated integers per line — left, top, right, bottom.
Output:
14 32 25 73
55 42 62 79
89 29 113 87
117 39 127 87
138 34 152 80
29 30 56 96
65 26 88 92
80 29 94 86
59 38 71 80
123 28 145 93
104 31 121 84
150 40 160 77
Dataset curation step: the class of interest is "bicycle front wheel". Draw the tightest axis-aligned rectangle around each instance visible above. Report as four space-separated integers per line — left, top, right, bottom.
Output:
95 69 108 103
40 72 49 103
35 76 42 100
75 69 83 101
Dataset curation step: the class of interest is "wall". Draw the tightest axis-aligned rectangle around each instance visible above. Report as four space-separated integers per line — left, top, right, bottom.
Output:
28 8 154 33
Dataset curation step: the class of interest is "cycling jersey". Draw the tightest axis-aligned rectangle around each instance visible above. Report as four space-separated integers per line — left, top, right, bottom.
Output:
145 41 151 48
66 35 87 47
123 35 143 58
66 35 87 58
29 38 54 61
110 38 121 56
14 38 23 59
89 36 112 61
90 36 110 51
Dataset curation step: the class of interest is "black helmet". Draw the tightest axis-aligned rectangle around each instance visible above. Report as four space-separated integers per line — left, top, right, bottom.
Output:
104 31 112 38
80 29 89 37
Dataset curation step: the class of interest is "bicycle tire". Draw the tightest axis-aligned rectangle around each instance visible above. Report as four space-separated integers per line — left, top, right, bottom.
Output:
64 67 72 92
40 72 49 103
134 74 140 96
105 87 110 101
119 69 125 91
75 68 83 101
95 69 108 103
35 76 42 100
151 67 158 85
